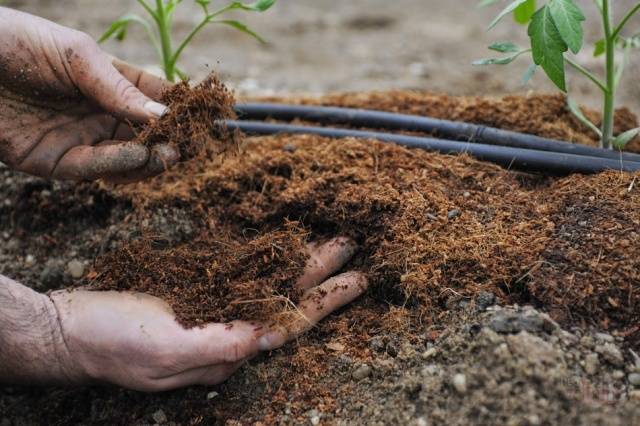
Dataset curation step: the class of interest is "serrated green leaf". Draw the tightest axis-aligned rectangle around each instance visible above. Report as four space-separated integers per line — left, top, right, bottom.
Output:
548 0 585 54
514 0 536 24
612 127 640 149
522 63 537 84
488 0 530 30
489 42 521 53
528 5 568 91
567 98 602 137
215 19 266 43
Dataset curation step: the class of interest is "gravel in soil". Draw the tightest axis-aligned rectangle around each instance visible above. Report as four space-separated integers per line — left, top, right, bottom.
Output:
1 91 640 425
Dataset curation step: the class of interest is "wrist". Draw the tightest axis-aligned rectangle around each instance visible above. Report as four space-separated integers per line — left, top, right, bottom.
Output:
0 276 85 385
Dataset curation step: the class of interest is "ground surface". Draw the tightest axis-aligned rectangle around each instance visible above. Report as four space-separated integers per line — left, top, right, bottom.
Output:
2 1 640 425
2 91 640 425
6 0 640 114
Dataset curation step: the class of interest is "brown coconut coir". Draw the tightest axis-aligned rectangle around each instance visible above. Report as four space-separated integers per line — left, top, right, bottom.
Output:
133 73 239 161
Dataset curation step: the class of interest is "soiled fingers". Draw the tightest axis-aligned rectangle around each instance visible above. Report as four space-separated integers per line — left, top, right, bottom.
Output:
296 237 358 291
112 58 173 102
103 143 179 184
258 271 369 351
50 141 178 182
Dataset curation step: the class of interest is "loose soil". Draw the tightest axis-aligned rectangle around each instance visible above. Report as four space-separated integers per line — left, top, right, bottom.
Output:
134 74 238 161
1 91 640 425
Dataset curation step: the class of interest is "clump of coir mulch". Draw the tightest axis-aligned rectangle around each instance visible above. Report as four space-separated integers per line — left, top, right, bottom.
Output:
111 131 640 338
92 221 309 327
133 73 239 161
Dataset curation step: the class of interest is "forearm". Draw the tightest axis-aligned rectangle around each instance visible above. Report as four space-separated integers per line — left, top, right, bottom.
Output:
0 274 78 385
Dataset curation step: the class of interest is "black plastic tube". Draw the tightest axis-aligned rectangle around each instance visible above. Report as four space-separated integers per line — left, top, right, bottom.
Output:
226 120 640 175
235 103 640 163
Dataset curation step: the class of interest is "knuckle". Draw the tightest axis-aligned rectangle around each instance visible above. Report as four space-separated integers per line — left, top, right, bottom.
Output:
70 31 97 51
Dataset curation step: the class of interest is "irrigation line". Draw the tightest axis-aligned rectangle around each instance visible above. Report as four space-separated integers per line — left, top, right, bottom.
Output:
234 103 640 163
226 120 640 175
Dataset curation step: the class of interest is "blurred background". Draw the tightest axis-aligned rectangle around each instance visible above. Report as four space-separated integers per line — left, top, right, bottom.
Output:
5 0 640 113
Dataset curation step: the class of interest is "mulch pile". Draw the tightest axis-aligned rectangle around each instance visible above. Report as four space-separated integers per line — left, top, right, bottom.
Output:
132 73 239 161
92 91 640 338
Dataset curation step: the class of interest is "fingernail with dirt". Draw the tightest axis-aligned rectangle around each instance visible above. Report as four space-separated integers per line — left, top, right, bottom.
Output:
144 101 168 118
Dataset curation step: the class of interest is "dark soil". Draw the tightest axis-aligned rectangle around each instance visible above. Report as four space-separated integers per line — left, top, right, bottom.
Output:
1 91 640 425
134 74 239 161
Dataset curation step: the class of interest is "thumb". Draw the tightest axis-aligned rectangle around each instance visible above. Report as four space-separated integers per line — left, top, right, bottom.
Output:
67 39 167 123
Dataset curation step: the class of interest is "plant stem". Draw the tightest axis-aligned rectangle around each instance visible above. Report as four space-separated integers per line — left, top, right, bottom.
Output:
611 3 640 41
564 58 608 93
155 0 175 82
601 0 615 149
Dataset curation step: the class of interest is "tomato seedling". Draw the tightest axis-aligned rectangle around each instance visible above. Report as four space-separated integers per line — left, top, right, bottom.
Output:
475 0 640 149
100 0 275 82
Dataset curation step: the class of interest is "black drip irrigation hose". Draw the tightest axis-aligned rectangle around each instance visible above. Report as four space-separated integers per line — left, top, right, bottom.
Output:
226 120 640 175
234 102 640 163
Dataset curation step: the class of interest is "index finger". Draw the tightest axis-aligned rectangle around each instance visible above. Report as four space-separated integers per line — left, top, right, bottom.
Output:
112 58 173 101
258 271 369 351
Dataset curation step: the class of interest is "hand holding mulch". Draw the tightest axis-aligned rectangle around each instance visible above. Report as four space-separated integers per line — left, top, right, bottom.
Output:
48 238 367 391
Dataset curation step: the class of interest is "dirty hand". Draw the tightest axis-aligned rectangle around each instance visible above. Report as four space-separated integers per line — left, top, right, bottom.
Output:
47 237 366 392
0 7 177 182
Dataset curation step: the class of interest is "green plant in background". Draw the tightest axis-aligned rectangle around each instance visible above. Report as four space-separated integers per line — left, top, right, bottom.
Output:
100 0 275 82
475 0 640 150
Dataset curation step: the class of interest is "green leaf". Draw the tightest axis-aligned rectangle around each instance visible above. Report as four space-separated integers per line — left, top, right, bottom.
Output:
231 0 276 12
528 5 568 91
593 38 606 57
478 0 500 7
98 14 152 43
514 0 536 24
567 98 602 137
488 0 530 30
489 42 521 52
215 20 266 43
473 48 530 65
612 127 640 149
522 63 537 84
548 0 585 54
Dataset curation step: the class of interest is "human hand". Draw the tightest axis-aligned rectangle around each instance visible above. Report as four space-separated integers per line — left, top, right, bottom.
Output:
0 7 177 182
49 237 366 391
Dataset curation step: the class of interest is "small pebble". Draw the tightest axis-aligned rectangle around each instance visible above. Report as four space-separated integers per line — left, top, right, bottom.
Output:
352 364 372 380
595 343 624 367
629 390 640 401
594 332 614 343
462 191 471 198
283 143 297 153
584 353 599 375
310 416 320 425
447 209 460 220
612 370 625 380
421 348 437 359
628 373 640 386
452 373 467 394
151 409 167 424
67 260 84 279
24 254 35 267
527 414 541 426
206 391 219 400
